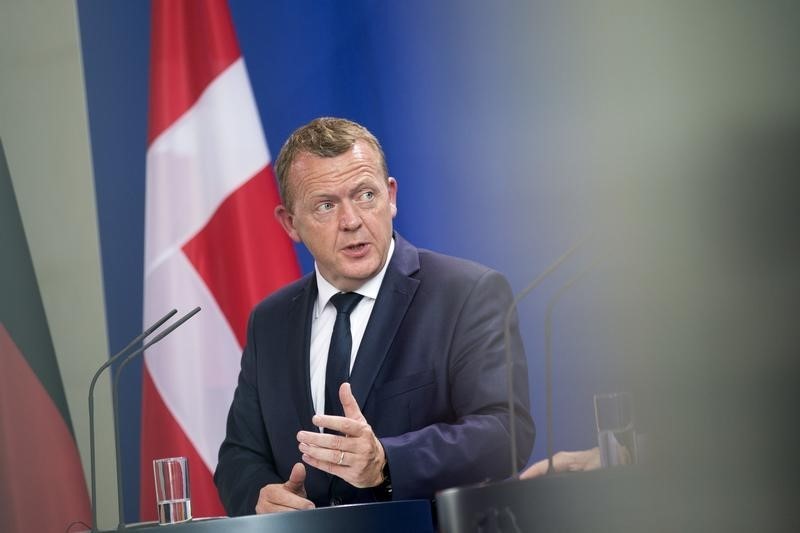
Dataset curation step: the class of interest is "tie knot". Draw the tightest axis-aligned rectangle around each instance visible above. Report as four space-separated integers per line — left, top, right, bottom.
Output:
330 292 363 315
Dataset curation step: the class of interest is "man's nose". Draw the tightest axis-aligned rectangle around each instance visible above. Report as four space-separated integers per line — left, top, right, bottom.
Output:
338 202 362 230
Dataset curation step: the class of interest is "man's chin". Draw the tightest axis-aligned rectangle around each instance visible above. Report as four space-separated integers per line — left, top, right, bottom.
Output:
336 264 380 288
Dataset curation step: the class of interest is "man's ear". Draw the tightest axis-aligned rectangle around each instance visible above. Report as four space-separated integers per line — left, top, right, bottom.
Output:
387 177 398 218
274 204 302 243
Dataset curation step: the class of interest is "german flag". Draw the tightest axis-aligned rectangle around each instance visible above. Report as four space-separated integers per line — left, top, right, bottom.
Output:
0 140 91 532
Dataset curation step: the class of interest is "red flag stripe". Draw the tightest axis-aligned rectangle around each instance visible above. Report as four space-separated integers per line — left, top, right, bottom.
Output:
182 165 300 347
0 325 91 532
148 0 241 143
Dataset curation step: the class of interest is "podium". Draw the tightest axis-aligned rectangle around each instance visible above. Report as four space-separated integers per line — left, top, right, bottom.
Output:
113 499 433 533
436 466 659 533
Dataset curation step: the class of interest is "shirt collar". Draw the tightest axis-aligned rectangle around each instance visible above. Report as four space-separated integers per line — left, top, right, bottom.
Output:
314 236 395 318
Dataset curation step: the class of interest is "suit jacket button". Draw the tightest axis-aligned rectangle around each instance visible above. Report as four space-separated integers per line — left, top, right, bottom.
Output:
330 497 342 506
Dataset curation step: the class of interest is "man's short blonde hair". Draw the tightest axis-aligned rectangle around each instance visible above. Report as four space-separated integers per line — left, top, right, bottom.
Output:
274 117 388 209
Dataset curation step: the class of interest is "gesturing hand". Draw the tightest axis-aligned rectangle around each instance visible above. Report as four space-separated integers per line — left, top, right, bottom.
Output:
519 447 601 479
297 383 386 488
255 462 315 514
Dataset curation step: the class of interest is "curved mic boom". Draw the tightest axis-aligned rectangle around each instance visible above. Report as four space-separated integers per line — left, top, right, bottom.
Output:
504 236 591 478
110 306 201 530
88 309 176 532
543 267 594 475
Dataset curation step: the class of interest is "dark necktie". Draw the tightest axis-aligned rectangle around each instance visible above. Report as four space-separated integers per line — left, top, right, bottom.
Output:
325 292 364 420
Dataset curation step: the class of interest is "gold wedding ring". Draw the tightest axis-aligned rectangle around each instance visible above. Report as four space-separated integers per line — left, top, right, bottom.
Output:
337 450 345 465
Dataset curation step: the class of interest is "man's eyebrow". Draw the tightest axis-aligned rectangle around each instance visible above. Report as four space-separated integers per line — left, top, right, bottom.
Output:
308 191 337 201
349 179 385 199
350 177 374 189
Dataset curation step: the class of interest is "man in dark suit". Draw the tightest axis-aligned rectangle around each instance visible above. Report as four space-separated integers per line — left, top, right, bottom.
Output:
214 117 534 515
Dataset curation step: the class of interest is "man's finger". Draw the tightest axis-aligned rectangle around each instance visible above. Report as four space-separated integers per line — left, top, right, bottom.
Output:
285 462 306 494
339 382 364 421
519 458 548 479
311 413 363 436
296 430 352 451
266 489 314 511
256 476 314 514
299 441 347 466
582 447 602 470
257 493 312 514
263 503 298 513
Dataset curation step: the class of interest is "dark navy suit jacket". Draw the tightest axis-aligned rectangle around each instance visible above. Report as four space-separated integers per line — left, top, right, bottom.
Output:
214 234 534 515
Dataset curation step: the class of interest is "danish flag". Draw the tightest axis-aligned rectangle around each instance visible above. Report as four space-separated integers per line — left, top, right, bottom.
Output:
143 0 299 518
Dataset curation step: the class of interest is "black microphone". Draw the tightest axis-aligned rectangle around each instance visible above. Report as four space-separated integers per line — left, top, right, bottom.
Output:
504 236 590 478
111 306 201 531
88 309 177 532
543 267 593 475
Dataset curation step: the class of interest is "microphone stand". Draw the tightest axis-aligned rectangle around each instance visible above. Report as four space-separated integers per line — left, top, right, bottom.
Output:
543 267 594 474
503 235 591 478
88 309 177 533
110 307 201 531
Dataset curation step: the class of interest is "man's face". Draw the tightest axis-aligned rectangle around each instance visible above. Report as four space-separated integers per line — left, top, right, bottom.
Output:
275 140 397 291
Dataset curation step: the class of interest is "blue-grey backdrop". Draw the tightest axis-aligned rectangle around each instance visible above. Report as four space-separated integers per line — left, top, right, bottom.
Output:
78 0 621 521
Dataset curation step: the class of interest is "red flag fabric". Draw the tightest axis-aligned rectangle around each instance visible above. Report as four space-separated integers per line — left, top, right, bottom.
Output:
0 328 92 532
0 141 91 532
142 0 299 519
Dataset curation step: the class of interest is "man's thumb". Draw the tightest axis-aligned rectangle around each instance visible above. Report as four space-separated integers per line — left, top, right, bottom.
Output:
339 382 363 421
285 462 306 493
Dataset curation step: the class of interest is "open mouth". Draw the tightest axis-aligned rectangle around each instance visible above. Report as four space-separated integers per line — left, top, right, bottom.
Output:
343 242 369 255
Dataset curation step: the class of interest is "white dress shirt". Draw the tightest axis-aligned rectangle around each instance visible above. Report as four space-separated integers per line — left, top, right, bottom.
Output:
309 238 395 418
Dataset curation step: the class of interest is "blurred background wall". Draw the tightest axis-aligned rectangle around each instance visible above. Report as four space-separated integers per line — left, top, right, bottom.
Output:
2 0 798 529
0 0 118 529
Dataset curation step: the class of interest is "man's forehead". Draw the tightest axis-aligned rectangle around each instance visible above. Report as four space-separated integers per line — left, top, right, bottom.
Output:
289 142 381 181
348 140 380 161
296 140 378 166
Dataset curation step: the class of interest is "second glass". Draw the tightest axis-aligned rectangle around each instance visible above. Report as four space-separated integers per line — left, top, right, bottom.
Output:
594 392 637 468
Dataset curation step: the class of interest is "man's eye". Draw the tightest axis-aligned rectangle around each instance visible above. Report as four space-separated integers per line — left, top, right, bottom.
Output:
359 191 375 201
316 202 335 212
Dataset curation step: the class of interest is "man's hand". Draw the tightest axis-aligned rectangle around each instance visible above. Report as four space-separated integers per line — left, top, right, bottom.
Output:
297 383 386 488
520 447 601 479
255 462 315 514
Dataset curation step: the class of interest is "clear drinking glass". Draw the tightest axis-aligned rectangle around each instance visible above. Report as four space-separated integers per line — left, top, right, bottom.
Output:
594 392 637 468
153 457 192 525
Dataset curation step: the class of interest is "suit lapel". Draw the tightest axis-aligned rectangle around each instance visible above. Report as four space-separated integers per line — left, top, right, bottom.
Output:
349 234 420 408
287 275 318 432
